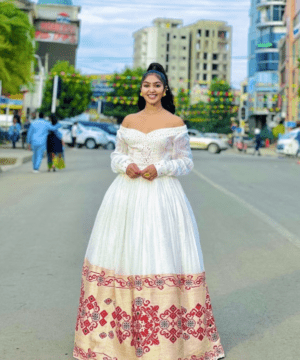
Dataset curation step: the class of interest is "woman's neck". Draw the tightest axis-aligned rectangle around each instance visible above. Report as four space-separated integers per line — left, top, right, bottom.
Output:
143 103 164 114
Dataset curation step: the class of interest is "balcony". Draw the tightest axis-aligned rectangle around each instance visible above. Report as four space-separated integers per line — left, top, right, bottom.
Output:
256 0 286 10
256 19 284 28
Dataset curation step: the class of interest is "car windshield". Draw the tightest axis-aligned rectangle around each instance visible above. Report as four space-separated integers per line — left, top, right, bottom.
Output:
279 133 294 140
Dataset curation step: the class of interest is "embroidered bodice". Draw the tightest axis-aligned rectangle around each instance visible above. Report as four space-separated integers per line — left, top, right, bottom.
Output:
110 124 194 177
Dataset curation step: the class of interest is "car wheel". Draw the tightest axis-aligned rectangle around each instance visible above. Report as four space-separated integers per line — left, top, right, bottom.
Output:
208 143 220 154
85 138 96 149
105 142 115 150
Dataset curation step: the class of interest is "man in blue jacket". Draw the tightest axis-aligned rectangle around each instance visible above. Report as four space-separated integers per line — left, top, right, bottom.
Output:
27 112 62 173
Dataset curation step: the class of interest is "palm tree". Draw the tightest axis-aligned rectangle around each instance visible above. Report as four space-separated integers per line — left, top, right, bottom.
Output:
0 1 35 94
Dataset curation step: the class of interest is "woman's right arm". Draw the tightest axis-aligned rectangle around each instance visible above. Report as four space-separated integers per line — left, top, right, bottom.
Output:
110 116 133 174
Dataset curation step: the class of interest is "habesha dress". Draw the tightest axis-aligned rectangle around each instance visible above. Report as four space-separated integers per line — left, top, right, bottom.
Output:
73 124 225 360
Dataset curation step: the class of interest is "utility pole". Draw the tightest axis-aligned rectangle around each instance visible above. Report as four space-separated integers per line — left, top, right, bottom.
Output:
51 75 59 114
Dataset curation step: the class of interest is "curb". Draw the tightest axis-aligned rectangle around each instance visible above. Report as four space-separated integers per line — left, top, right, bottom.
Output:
0 154 32 173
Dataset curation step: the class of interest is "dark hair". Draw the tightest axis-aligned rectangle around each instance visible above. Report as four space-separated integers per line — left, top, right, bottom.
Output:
138 62 175 114
39 112 44 118
49 113 57 125
13 115 20 123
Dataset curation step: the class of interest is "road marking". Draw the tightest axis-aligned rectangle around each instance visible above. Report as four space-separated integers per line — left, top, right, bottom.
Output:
192 168 300 250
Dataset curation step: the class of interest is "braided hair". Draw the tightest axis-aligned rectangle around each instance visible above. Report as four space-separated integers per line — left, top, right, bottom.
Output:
138 63 176 114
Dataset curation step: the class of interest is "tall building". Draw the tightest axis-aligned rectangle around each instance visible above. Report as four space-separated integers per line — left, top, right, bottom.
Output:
278 0 300 129
247 0 286 132
133 18 232 100
35 0 81 72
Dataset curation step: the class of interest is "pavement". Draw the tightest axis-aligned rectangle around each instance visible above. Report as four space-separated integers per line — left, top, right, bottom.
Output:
0 140 285 175
1 149 300 360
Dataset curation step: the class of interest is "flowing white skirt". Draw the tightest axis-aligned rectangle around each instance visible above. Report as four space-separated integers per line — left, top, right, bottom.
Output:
73 174 225 360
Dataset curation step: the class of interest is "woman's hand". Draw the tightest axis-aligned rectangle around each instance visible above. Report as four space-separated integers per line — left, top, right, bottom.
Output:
62 140 65 146
126 163 141 179
140 164 158 181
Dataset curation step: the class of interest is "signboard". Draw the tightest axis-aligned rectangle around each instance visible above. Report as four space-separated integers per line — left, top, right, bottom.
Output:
35 20 78 45
0 96 23 107
91 80 114 97
57 12 71 24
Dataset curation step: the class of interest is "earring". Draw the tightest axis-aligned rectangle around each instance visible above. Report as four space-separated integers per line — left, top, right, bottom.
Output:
140 92 142 96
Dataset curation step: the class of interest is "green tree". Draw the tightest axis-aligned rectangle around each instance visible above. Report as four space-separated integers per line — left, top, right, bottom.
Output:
206 78 237 134
40 61 92 120
102 67 146 122
0 1 35 94
174 87 190 118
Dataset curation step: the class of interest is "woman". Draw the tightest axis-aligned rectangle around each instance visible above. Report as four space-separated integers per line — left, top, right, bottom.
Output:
47 114 65 172
73 63 225 360
8 115 22 148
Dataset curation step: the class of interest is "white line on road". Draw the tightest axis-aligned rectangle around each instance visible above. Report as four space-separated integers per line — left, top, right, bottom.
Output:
192 168 300 250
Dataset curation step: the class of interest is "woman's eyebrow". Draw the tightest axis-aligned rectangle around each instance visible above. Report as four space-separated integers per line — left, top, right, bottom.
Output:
143 81 162 84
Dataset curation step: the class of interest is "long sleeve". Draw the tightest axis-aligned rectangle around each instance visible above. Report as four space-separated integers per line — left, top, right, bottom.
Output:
153 131 194 177
26 123 33 144
110 130 132 174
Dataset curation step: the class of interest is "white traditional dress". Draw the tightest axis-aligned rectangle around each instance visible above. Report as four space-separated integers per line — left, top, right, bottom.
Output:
73 124 225 360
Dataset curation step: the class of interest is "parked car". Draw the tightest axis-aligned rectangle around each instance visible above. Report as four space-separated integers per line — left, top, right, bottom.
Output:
76 124 110 149
277 128 300 156
189 132 228 154
58 121 110 150
77 121 116 150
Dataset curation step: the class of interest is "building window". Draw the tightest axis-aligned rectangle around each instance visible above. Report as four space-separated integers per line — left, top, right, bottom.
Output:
166 54 169 62
223 64 227 71
205 30 209 37
196 62 200 70
213 53 218 60
197 52 200 59
243 86 247 93
166 64 169 72
212 74 218 79
181 36 186 39
212 64 218 70
197 29 201 37
167 33 170 41
203 63 207 70
203 74 207 80
182 46 186 50
173 35 177 38
223 54 227 60
273 5 285 21
196 73 200 80
166 44 169 51
181 56 186 60
204 52 208 60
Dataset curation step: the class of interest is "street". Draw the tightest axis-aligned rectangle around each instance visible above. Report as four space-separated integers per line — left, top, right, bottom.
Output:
0 148 300 360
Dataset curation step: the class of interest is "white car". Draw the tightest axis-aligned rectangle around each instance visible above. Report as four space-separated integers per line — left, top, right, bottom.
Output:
188 130 228 154
76 124 109 149
276 128 300 156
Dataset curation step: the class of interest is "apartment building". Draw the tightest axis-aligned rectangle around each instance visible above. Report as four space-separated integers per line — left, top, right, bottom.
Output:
247 0 286 132
133 18 232 100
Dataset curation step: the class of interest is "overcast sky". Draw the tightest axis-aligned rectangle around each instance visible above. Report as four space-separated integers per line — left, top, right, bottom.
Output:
35 0 251 89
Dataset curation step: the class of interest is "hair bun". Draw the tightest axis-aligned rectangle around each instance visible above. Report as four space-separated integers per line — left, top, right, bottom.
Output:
147 63 167 77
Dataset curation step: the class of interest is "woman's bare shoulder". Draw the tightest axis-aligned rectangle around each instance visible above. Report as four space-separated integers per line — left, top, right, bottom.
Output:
121 113 138 128
168 114 185 128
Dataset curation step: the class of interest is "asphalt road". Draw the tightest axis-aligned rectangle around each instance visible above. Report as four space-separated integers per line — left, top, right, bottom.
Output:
0 147 299 360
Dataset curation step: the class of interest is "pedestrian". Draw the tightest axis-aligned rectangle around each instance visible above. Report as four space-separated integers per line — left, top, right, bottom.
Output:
26 112 61 173
21 116 31 149
253 128 262 156
47 114 65 172
71 121 78 148
8 115 22 148
73 63 225 360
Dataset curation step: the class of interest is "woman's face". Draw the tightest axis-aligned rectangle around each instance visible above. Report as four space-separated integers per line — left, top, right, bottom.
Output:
13 118 17 124
140 74 166 105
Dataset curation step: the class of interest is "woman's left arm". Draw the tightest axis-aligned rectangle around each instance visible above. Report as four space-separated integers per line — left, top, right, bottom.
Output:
153 131 194 177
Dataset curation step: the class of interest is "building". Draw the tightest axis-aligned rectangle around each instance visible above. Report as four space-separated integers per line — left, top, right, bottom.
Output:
133 18 232 98
278 0 300 129
34 0 81 72
247 0 286 132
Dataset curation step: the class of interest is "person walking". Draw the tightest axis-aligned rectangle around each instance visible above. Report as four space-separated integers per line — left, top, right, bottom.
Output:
26 112 61 173
253 128 262 156
47 114 65 172
73 63 225 360
71 121 78 148
8 115 22 148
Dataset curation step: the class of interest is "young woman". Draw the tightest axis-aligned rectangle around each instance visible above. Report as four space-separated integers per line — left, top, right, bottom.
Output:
73 63 225 360
8 115 22 148
46 114 65 172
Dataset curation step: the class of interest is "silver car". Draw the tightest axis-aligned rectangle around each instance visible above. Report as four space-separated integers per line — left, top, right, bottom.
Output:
188 129 228 154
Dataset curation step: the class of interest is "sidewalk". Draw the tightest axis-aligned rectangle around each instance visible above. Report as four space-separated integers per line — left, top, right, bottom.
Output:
0 141 32 173
226 144 280 157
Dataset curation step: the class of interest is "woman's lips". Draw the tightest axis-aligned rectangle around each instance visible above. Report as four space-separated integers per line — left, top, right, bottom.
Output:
148 95 157 99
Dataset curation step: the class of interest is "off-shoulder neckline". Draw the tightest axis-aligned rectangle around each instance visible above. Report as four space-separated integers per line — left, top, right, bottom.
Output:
119 124 187 136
